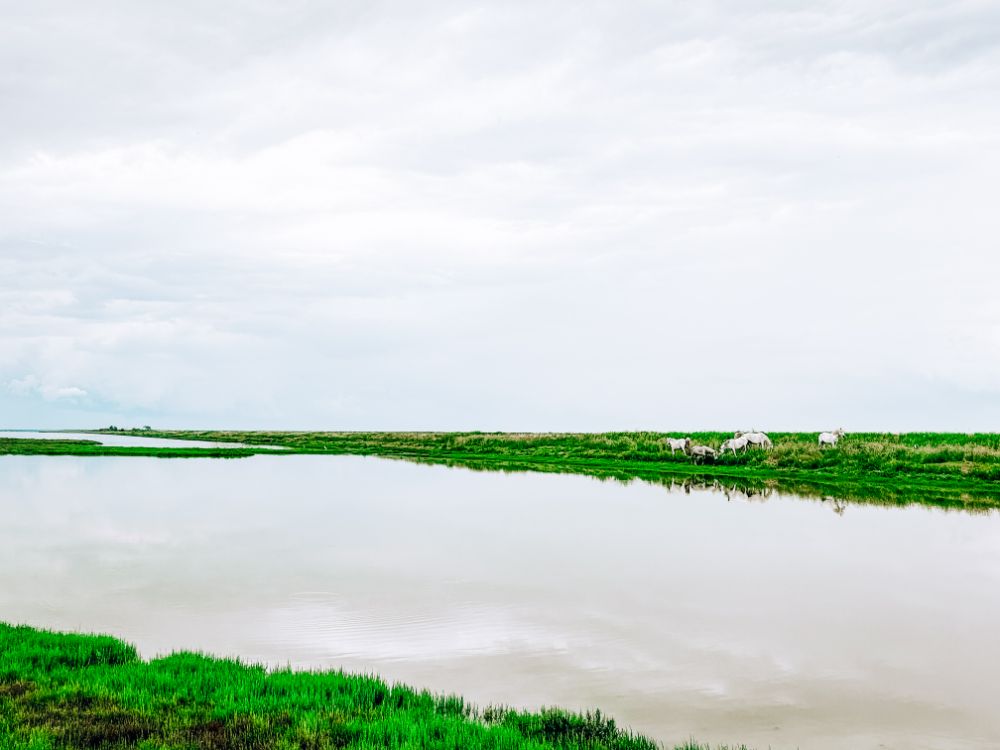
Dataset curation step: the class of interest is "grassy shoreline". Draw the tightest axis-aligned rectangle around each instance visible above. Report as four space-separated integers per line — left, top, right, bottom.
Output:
4 429 1000 510
0 437 255 459
103 430 1000 510
0 623 733 750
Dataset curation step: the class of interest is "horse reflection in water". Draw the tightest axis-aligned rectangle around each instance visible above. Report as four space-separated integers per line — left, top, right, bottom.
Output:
716 480 774 504
664 477 775 503
826 497 848 515
664 477 850 516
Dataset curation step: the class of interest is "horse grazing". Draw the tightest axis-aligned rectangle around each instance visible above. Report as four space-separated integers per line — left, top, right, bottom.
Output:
819 428 845 448
664 437 691 455
689 445 717 463
742 431 773 450
720 435 750 455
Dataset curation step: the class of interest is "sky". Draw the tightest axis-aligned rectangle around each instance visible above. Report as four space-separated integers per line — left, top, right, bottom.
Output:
2 0 999 431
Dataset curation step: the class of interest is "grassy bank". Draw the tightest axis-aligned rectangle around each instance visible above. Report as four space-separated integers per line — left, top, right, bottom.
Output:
96 429 1000 510
0 438 255 459
5 429 1000 510
0 623 737 750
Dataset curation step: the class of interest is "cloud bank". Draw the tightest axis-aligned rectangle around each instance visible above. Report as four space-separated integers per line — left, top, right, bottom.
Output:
2 1 999 430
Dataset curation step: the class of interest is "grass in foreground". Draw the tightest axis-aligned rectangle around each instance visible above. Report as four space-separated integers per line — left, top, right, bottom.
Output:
0 624 743 750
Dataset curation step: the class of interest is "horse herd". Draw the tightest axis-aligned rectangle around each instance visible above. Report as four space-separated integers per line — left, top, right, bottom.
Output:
664 429 847 462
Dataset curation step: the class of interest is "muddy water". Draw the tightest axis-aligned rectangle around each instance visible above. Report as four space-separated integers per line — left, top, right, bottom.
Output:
1 453 998 749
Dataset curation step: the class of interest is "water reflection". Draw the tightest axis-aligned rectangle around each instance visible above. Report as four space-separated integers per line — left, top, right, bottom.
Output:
671 479 848 517
0 430 283 450
1 454 999 750
395 454 999 515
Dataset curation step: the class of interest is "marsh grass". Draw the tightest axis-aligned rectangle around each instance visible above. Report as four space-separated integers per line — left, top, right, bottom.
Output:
86 429 1000 510
0 439 254 459
6 430 1000 509
0 623 728 750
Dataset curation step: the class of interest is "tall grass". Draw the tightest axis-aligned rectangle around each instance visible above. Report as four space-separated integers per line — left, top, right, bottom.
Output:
0 623 728 750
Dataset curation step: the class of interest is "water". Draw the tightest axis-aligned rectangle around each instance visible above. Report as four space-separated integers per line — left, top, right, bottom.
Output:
1 453 998 750
0 430 280 449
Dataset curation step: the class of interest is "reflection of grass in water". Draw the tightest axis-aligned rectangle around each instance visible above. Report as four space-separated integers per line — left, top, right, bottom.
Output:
406 454 998 514
1 623 739 750
7 430 1000 511
341 442 998 513
111 427 1000 482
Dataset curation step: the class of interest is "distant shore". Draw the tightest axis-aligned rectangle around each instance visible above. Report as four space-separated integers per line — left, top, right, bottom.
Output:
3 429 999 510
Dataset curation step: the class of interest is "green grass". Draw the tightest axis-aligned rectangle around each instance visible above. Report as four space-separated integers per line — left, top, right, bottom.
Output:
0 438 254 459
0 623 739 750
5 429 1000 510
97 429 1000 510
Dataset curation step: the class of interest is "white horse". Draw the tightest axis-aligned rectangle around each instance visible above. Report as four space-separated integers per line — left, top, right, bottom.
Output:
742 431 773 450
689 445 717 463
720 435 750 455
664 437 691 455
819 428 845 448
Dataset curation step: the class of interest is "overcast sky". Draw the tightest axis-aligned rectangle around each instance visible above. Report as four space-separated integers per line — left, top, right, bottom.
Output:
2 1 999 431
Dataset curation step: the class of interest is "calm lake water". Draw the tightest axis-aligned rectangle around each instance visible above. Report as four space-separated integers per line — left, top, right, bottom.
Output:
0 430 270 449
1 453 999 750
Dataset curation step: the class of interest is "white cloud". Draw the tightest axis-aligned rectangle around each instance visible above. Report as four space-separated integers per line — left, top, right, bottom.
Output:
8 375 88 402
1 1 999 429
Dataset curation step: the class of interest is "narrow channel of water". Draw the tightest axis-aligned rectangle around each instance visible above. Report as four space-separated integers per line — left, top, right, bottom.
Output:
1 453 997 749
0 430 280 449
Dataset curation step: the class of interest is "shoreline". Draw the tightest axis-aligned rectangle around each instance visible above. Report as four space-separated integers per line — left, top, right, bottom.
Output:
0 622 729 750
3 429 999 511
